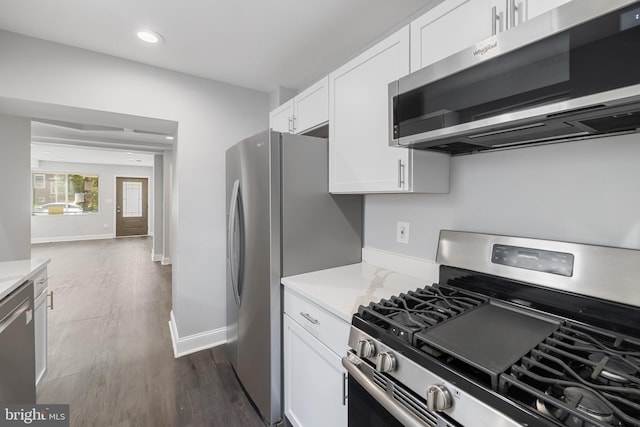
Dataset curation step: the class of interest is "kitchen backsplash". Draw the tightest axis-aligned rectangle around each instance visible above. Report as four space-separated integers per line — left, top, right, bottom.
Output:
364 132 640 260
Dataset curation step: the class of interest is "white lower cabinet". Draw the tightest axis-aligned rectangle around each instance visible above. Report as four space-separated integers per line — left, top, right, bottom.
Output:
283 288 348 427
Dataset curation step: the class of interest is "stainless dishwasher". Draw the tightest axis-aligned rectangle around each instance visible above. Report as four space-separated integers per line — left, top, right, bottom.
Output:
0 280 36 403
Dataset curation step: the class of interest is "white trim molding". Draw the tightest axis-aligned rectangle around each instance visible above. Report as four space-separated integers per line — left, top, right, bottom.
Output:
161 256 171 265
362 247 439 283
31 233 113 244
169 310 226 358
151 252 162 262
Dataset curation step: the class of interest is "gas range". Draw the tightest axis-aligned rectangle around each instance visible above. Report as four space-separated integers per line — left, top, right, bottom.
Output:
344 231 640 427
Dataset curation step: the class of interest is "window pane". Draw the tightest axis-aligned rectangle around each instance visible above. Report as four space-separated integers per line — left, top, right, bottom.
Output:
122 181 142 217
32 173 99 214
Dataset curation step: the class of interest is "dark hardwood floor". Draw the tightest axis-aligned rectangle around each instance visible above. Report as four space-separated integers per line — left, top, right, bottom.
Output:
31 237 264 427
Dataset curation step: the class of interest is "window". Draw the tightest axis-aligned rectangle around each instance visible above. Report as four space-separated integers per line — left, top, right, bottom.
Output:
32 173 99 215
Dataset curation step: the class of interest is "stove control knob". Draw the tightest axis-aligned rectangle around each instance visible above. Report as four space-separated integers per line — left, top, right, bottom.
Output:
375 352 396 373
356 339 376 358
426 384 452 412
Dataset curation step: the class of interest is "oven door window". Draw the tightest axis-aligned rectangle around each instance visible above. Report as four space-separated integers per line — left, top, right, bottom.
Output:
348 376 404 427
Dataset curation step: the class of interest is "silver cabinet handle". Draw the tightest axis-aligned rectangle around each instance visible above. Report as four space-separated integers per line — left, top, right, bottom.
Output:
47 290 54 310
292 115 297 133
300 312 319 325
397 159 405 189
342 372 348 406
491 5 505 35
288 117 293 133
491 6 498 35
510 0 523 28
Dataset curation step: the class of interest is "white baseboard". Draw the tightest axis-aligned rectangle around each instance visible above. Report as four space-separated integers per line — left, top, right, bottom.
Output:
169 310 226 358
161 257 171 265
31 233 113 244
362 247 440 283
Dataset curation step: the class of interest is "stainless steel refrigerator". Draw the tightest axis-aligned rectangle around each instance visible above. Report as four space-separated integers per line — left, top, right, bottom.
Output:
226 130 362 426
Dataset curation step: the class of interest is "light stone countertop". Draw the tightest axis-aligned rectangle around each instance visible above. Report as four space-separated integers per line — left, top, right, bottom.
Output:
0 258 50 300
281 262 433 323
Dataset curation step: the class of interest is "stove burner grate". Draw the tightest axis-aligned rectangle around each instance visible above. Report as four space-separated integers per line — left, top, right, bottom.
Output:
357 284 485 343
500 322 640 426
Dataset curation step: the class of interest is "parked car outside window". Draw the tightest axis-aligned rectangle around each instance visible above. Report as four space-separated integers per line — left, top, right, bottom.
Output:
33 202 83 214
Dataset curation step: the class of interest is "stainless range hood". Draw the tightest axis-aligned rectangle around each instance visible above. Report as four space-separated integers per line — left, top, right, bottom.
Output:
389 0 640 154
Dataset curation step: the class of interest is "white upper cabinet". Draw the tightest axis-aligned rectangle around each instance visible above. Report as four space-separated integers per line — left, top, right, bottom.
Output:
490 0 573 32
411 0 573 73
411 0 492 72
527 0 573 20
270 99 294 133
329 26 449 194
269 76 329 134
293 76 329 134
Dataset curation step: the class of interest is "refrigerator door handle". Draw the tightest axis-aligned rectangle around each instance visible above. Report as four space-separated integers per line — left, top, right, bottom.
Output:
228 179 241 306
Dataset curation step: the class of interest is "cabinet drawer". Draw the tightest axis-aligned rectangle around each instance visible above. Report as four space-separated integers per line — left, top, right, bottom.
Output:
284 288 350 356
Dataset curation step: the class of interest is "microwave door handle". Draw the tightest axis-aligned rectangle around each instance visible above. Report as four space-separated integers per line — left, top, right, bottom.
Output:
342 357 426 427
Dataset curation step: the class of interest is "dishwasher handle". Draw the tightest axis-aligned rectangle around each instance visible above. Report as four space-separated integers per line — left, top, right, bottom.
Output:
0 298 31 335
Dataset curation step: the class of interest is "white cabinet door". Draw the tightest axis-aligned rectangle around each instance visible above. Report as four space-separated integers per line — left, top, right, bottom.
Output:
270 99 294 133
284 315 347 427
411 0 492 72
293 76 329 134
329 26 411 193
527 0 572 20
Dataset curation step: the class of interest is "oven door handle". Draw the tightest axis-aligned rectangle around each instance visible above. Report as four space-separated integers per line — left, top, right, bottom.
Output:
342 356 428 427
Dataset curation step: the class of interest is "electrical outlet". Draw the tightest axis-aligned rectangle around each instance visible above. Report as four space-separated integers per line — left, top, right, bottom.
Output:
397 221 410 244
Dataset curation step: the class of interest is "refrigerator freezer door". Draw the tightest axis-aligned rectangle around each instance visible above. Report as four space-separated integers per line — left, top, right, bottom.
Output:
226 145 241 374
227 130 282 425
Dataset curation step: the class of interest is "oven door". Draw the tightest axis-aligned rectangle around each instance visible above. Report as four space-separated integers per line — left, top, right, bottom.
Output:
343 354 461 427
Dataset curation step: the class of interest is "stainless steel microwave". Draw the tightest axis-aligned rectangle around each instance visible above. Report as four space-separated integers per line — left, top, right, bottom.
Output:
389 0 640 154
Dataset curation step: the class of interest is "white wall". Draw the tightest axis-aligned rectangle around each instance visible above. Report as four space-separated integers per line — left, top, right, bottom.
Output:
0 114 31 261
365 134 640 261
0 31 269 345
152 154 164 261
31 161 153 242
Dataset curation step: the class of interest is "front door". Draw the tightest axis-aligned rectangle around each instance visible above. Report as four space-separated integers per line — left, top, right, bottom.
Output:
116 177 148 237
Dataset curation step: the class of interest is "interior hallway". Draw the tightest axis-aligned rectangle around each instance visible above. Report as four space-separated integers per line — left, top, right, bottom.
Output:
31 237 264 427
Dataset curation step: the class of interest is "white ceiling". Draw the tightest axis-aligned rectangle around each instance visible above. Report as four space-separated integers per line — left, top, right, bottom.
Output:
32 143 155 168
31 120 166 167
0 0 437 93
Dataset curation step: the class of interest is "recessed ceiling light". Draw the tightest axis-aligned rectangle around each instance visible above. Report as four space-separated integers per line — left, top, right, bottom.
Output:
137 30 164 44
165 136 174 140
